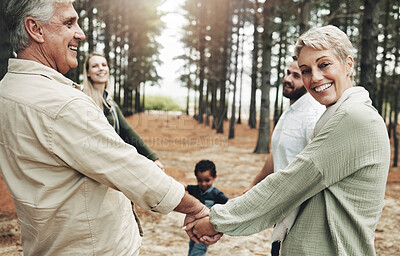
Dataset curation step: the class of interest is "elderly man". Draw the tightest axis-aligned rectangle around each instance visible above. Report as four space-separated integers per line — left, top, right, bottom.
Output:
0 1 210 255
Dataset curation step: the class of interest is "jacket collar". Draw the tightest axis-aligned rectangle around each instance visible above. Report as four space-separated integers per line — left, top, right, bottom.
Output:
8 58 82 90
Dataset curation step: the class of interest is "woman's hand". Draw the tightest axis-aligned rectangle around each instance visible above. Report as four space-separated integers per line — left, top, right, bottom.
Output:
184 217 222 245
154 160 165 171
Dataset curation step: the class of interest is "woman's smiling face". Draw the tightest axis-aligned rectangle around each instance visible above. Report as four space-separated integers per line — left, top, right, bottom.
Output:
298 46 353 107
87 55 110 86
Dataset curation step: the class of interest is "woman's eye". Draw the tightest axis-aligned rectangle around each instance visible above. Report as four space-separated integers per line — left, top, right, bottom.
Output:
301 69 310 75
320 62 330 68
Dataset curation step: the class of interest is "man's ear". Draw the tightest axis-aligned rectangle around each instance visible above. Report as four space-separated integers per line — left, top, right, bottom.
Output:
24 17 45 44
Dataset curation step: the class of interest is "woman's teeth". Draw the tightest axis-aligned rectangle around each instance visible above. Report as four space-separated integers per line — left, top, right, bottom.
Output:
315 83 332 92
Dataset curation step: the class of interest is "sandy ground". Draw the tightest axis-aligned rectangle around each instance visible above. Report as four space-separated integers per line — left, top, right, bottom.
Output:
1 112 399 255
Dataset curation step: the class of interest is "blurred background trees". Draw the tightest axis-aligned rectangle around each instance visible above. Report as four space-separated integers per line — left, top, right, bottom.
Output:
0 0 399 163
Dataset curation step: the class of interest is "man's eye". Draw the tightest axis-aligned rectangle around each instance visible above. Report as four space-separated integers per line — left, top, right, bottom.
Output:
301 69 310 75
66 20 73 27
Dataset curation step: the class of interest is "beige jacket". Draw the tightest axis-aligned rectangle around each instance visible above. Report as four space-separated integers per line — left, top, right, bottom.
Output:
0 59 185 256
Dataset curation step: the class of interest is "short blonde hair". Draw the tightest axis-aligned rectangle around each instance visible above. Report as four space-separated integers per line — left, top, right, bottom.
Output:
294 25 353 64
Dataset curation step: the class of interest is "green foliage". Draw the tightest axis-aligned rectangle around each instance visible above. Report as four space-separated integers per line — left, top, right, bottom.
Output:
144 95 183 112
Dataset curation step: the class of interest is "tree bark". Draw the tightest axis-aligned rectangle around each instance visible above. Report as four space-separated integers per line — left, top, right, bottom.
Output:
0 0 13 80
229 7 244 139
359 0 380 106
248 0 260 129
254 0 275 153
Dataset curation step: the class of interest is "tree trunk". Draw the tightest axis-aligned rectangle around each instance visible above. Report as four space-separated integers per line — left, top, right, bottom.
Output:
393 89 399 167
273 20 287 127
377 0 390 116
217 0 232 134
229 7 243 139
359 0 380 106
391 3 400 166
299 0 311 35
141 83 145 112
211 81 217 129
237 11 246 125
86 0 95 53
328 0 342 27
0 1 13 80
197 1 207 124
254 0 275 154
134 85 141 113
248 0 260 129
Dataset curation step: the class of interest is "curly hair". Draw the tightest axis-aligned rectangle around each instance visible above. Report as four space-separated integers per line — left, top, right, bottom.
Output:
194 160 216 178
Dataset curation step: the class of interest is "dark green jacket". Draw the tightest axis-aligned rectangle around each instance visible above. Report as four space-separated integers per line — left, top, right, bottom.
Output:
103 93 158 161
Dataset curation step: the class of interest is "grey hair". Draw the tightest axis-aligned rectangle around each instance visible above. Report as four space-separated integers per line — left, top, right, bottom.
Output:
294 25 353 64
3 0 75 53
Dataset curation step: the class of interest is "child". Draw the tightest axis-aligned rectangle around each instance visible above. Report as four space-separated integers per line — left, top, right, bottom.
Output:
186 160 228 256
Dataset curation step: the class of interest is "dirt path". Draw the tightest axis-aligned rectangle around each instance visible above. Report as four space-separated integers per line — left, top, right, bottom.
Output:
1 112 399 255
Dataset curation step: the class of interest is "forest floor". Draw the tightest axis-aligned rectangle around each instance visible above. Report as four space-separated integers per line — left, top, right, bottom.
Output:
1 112 399 255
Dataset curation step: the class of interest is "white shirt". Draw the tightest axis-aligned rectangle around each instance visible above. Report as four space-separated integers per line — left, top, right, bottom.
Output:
271 93 325 173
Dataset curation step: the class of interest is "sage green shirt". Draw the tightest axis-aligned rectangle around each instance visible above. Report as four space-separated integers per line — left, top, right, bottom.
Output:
210 95 390 255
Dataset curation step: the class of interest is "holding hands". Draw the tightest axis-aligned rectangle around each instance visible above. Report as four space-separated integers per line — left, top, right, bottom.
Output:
184 216 223 245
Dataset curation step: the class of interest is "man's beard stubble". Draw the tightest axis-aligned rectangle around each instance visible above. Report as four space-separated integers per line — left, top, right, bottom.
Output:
283 84 307 102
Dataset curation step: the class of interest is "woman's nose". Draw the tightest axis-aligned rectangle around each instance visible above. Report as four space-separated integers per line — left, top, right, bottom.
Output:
311 69 323 83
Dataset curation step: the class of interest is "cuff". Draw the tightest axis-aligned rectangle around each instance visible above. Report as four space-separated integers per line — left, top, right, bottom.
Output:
150 177 185 214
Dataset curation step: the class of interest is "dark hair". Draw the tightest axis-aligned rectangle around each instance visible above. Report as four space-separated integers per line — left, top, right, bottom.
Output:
194 160 216 177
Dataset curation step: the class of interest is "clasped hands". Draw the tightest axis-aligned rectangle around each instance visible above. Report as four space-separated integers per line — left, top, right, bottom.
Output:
183 207 223 245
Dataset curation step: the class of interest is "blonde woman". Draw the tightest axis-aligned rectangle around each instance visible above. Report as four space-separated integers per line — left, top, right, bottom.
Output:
186 25 390 256
83 53 164 170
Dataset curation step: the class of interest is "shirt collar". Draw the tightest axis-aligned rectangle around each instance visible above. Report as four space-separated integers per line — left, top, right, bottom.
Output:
290 93 313 111
201 184 215 195
8 58 82 90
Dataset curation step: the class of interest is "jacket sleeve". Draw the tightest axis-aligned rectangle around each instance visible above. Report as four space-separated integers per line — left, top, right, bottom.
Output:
51 97 183 214
114 102 159 161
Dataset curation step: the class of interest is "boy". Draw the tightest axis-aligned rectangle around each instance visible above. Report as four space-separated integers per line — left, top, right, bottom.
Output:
186 160 229 256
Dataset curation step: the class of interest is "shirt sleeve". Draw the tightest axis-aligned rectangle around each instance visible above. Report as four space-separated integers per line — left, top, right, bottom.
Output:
51 97 184 214
114 103 159 161
209 103 389 236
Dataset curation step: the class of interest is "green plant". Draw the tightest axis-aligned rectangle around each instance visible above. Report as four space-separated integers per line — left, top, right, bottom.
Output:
144 95 183 112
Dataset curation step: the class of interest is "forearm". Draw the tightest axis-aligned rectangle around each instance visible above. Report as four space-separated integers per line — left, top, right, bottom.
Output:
250 155 274 186
174 193 207 216
210 160 325 236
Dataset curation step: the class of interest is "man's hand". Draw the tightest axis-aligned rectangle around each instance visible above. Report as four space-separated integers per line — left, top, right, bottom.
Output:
200 232 223 245
184 217 220 241
184 216 223 245
183 205 209 244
